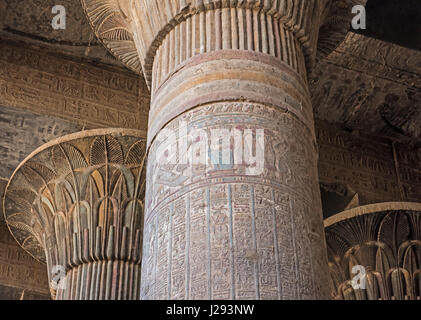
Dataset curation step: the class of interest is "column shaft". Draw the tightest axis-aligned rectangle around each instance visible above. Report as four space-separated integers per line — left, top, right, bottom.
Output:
141 7 330 300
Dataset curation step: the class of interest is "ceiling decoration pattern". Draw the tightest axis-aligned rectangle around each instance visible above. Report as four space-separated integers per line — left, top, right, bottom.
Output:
325 202 421 300
3 129 147 299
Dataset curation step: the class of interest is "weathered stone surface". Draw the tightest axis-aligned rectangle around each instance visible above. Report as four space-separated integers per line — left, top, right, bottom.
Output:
0 39 150 133
1 0 420 302
311 33 421 143
0 105 82 179
317 121 421 216
3 129 147 300
3 1 420 147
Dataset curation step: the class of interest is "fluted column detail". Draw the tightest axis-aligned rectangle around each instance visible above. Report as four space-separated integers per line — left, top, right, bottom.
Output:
150 6 309 95
129 0 326 86
3 129 146 300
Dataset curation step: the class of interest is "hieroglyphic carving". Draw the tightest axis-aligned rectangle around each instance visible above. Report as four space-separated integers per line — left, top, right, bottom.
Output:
3 129 146 300
317 121 421 205
0 40 149 132
141 101 330 300
393 144 421 202
0 254 48 291
325 202 421 300
0 231 48 295
0 105 83 180
80 0 372 301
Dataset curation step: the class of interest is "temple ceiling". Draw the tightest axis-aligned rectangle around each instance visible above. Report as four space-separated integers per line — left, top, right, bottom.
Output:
0 0 125 68
311 33 421 145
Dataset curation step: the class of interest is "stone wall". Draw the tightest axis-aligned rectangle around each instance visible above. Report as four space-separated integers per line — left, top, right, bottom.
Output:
0 105 83 178
0 39 150 134
317 121 421 218
311 33 421 143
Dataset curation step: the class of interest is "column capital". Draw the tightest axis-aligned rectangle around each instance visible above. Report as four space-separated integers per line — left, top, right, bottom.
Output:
325 202 421 300
81 0 367 88
3 129 147 299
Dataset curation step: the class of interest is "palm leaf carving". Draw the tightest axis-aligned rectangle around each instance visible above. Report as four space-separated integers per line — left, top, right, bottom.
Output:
326 203 421 300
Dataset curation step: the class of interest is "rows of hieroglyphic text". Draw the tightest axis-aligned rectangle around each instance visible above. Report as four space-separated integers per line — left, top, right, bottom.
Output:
0 40 149 131
141 102 329 299
142 182 328 299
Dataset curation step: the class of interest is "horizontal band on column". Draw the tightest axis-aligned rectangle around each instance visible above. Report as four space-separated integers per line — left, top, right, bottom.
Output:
146 177 318 224
151 9 308 93
145 101 319 217
148 51 313 147
153 49 310 100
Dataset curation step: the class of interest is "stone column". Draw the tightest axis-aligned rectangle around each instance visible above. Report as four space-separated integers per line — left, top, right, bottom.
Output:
80 0 364 300
127 1 340 300
325 202 421 300
3 129 146 300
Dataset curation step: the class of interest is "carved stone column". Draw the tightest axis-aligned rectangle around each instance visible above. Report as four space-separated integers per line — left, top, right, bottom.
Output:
325 202 421 300
3 129 146 300
81 0 364 300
